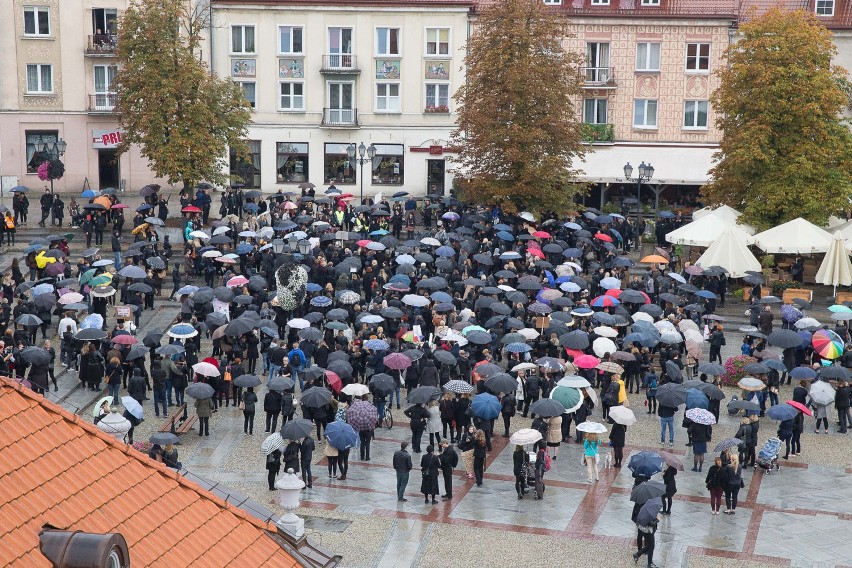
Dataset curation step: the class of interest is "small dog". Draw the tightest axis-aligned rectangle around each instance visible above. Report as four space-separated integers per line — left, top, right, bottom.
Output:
602 452 612 469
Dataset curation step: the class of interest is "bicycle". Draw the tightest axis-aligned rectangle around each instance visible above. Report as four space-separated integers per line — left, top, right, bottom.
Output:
383 403 394 429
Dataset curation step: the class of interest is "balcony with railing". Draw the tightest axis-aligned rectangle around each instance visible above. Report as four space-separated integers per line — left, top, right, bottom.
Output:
88 93 118 113
579 66 616 89
321 54 360 74
85 34 118 55
580 123 615 144
322 108 358 127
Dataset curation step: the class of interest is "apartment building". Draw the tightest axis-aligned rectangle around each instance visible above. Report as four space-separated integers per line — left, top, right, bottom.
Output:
0 0 169 193
208 0 472 199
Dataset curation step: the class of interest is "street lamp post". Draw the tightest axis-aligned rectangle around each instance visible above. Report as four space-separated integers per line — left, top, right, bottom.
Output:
346 142 376 205
33 136 67 224
623 161 654 226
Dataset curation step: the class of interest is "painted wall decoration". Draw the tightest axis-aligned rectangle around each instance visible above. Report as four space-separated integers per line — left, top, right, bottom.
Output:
231 59 256 78
375 60 400 80
425 61 450 80
279 59 304 79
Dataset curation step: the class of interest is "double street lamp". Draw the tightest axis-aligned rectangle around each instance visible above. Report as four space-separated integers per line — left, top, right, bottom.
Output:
33 136 68 197
347 142 376 205
623 161 654 224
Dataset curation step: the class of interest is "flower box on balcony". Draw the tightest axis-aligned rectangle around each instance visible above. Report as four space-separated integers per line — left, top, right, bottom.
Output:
580 123 615 144
424 106 449 114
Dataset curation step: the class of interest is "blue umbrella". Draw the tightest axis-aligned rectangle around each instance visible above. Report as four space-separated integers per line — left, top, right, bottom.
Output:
10 185 30 193
505 342 532 353
364 339 390 351
500 251 522 260
31 283 54 296
494 223 512 231
310 296 332 307
496 231 515 241
236 243 253 255
637 497 663 526
628 451 665 477
658 211 676 219
243 203 260 213
389 274 411 286
24 244 46 254
471 393 501 420
325 421 359 451
435 246 455 257
176 285 199 296
136 204 154 212
562 248 582 258
81 313 104 330
369 229 389 236
790 366 817 379
81 189 100 198
430 291 452 303
306 283 322 293
767 404 798 421
763 359 786 372
563 222 582 231
685 388 709 410
695 290 718 299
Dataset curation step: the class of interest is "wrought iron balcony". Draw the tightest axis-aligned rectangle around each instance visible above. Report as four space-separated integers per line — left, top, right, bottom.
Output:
322 108 358 127
579 66 616 88
321 54 359 74
85 34 118 55
88 93 117 113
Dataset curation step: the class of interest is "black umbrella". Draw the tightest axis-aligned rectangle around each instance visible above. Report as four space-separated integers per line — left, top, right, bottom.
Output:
766 329 802 349
192 288 215 304
233 374 262 388
268 377 295 391
743 362 770 375
205 313 228 327
214 286 234 302
142 329 163 348
630 480 666 504
185 382 215 399
150 432 180 446
485 373 517 394
368 375 395 396
248 275 267 292
225 318 254 337
637 497 663 526
155 344 185 357
820 366 850 380
432 350 457 366
407 386 441 404
727 399 760 412
466 331 492 345
327 360 353 379
561 330 590 349
300 387 333 408
124 345 149 361
298 327 323 342
327 351 350 363
656 383 687 407
16 314 43 327
281 418 314 439
146 257 166 270
128 282 153 294
665 361 683 383
20 346 50 365
33 294 56 311
529 398 565 418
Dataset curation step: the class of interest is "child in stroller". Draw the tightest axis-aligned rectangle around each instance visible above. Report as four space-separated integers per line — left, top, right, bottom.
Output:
756 437 781 473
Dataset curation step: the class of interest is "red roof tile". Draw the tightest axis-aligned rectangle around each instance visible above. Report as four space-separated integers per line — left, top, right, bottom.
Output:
0 378 301 568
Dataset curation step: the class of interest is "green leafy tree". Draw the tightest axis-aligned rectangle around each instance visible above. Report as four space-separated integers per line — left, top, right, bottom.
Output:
451 0 586 214
114 0 251 190
702 8 852 230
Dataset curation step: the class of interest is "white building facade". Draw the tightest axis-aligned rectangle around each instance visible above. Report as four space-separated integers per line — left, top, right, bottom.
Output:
208 0 472 198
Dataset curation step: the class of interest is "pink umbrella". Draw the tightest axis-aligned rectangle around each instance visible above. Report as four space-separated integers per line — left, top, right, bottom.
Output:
284 201 297 210
226 275 249 288
785 400 813 416
383 352 412 370
574 354 600 369
111 203 129 209
112 334 138 345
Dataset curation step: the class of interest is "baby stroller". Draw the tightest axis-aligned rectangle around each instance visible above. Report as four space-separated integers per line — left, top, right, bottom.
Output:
756 437 781 473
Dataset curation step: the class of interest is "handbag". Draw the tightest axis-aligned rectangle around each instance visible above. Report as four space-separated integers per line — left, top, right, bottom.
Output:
238 401 245 411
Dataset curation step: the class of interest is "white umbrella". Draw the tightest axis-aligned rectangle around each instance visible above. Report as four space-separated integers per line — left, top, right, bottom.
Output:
584 386 599 406
517 328 540 340
815 231 852 297
752 217 833 254
396 254 416 265
519 212 536 223
189 230 210 240
608 405 637 426
665 214 755 247
287 318 310 329
402 294 430 307
696 226 761 278
809 381 836 405
592 326 618 338
557 375 591 388
192 362 221 377
261 433 285 455
592 337 617 357
59 292 84 305
509 428 543 445
632 312 654 323
213 226 230 235
121 396 144 420
202 249 222 258
576 421 607 434
795 318 821 329
342 383 370 397
511 362 538 373
420 237 441 246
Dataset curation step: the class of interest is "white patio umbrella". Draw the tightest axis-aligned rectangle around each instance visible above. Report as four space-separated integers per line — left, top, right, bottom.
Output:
665 214 755 247
815 231 852 297
752 218 833 254
696 226 761 278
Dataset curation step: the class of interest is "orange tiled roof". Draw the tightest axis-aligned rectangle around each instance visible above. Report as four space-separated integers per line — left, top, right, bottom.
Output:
0 377 301 568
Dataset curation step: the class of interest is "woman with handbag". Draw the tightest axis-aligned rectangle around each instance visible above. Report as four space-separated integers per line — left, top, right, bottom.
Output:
420 445 440 504
242 386 258 435
457 424 476 479
705 456 726 514
723 455 744 514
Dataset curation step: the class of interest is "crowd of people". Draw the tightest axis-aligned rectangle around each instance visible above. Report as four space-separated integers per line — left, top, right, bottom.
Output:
6 184 852 568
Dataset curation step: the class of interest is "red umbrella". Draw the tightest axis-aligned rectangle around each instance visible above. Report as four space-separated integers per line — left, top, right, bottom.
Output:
785 400 813 416
202 356 220 368
604 288 622 299
356 239 371 247
182 205 202 213
111 334 138 345
528 248 545 259
111 203 129 209
325 370 342 393
532 231 551 239
594 232 613 242
383 352 412 370
565 348 585 359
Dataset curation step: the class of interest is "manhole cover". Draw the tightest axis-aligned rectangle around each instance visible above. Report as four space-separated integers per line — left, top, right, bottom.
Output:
303 516 352 533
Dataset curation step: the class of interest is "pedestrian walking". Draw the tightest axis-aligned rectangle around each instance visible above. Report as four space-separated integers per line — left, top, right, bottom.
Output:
420 445 440 504
242 386 258 435
513 444 529 499
723 455 743 514
661 465 677 515
472 429 487 486
583 432 600 483
393 441 412 502
705 456 725 515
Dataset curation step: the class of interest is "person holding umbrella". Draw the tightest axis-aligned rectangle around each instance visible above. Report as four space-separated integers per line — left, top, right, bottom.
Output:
583 431 600 483
266 447 283 491
633 497 661 567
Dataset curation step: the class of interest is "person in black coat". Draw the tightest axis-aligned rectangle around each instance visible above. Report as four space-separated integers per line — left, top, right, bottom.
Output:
500 392 516 437
266 448 282 490
661 465 677 514
438 441 458 500
300 436 316 488
453 394 471 442
420 445 440 504
280 389 295 425
574 396 593 443
404 402 429 453
522 374 541 417
418 359 438 387
282 440 301 474
608 419 626 467
264 389 283 433
513 444 530 499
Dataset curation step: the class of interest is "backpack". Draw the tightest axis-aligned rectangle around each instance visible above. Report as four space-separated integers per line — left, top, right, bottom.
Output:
542 451 552 472
5 217 14 230
603 382 619 405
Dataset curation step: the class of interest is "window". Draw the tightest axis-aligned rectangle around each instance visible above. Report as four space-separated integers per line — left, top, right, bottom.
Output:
684 100 709 128
324 143 356 185
591 0 610 5
425 83 449 111
425 28 449 56
328 27 353 68
376 28 400 56
276 142 308 183
376 83 400 112
633 99 657 128
636 43 660 71
91 8 117 36
641 0 660 4
279 26 303 54
583 99 608 124
93 64 117 110
230 140 261 188
237 81 256 109
371 144 404 185
686 43 710 72
279 82 304 110
26 64 52 93
25 130 57 173
231 25 255 54
24 6 50 36
543 0 562 4
816 0 834 15
585 42 610 82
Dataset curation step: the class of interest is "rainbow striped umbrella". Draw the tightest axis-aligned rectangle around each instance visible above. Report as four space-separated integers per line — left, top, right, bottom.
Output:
812 328 844 360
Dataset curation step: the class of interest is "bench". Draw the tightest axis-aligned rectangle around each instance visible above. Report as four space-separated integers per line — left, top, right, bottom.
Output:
158 403 197 435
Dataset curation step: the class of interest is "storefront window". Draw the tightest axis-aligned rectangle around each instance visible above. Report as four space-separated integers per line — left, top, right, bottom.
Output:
371 144 404 185
25 130 58 173
230 140 261 188
324 143 355 184
276 142 308 183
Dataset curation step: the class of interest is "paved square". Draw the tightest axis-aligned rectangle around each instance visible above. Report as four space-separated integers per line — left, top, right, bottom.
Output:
754 511 852 565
